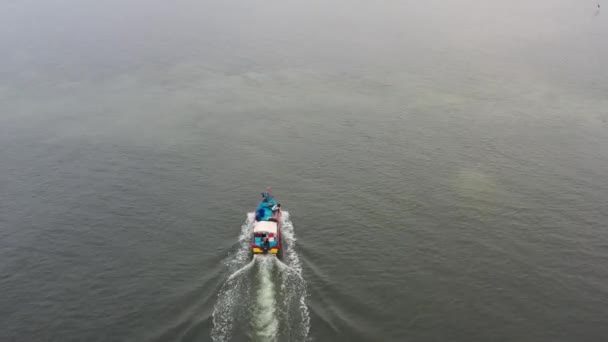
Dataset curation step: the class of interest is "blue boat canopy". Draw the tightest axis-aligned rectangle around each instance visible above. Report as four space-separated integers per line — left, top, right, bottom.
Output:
255 192 278 221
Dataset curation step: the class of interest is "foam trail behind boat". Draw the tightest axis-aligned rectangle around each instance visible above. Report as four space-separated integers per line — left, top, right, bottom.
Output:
277 211 311 340
211 211 310 342
211 214 255 342
252 256 279 341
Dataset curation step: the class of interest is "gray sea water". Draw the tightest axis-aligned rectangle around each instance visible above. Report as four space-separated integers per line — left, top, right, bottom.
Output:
1 0 608 341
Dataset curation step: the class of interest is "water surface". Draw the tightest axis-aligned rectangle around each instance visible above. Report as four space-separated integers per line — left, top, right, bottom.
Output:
1 0 608 341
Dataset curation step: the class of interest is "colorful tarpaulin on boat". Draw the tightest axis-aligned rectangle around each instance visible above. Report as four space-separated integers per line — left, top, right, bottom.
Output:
255 192 277 221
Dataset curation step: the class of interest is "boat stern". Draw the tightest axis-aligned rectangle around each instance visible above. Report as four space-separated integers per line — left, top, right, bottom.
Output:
252 246 280 255
252 220 281 257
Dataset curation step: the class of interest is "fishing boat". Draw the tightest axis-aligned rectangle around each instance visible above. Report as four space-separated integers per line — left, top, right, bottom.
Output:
252 188 282 257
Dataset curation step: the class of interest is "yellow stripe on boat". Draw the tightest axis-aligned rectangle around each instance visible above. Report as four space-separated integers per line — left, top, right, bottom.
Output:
270 249 278 254
252 248 262 253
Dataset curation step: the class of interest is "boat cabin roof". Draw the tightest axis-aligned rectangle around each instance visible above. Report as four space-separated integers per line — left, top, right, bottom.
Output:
253 220 277 234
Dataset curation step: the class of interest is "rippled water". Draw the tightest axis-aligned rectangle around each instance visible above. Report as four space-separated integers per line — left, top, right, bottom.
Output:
1 0 608 341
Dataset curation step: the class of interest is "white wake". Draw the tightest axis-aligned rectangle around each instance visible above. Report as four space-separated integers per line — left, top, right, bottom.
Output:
211 214 256 342
276 212 311 341
211 211 310 342
252 256 279 341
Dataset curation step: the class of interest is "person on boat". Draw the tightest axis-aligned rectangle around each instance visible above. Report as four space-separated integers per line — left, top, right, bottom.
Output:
262 235 270 252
